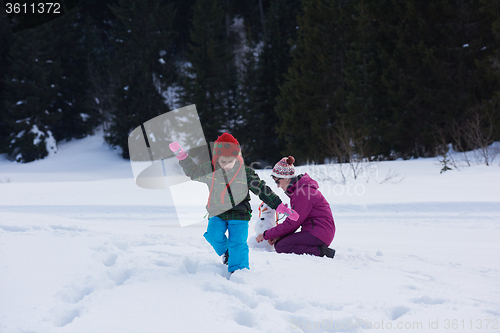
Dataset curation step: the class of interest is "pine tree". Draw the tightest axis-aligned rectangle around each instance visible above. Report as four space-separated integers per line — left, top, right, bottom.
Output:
0 11 14 153
275 0 500 161
78 12 117 130
365 0 500 159
170 0 197 55
106 0 177 158
446 0 500 151
227 0 270 42
340 0 378 159
276 0 354 163
235 0 301 165
3 23 63 162
478 0 500 144
180 0 238 142
69 0 120 130
50 10 101 141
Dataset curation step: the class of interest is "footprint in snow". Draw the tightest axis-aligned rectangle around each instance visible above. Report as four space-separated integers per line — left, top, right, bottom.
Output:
254 287 278 299
203 283 258 309
365 254 383 262
403 284 419 290
233 310 255 328
49 225 86 232
390 306 411 320
403 270 435 282
102 253 118 267
54 306 81 328
155 260 173 268
112 241 129 251
274 300 305 313
412 296 445 305
106 268 133 286
0 225 30 232
182 257 199 274
57 285 94 304
484 309 500 316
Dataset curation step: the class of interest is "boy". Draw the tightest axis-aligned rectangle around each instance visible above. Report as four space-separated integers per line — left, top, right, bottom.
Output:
169 133 297 273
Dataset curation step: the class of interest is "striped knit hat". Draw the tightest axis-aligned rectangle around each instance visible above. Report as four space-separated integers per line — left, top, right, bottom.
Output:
271 156 295 178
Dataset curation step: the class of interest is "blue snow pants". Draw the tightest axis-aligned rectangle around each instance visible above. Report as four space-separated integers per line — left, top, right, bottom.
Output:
203 217 249 272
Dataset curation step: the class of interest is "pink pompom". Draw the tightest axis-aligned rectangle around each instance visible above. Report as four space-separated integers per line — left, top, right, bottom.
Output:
286 156 295 165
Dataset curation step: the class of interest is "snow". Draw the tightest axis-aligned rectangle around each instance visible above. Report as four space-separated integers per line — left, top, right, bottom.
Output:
0 133 499 333
79 113 90 122
31 125 43 145
24 125 58 157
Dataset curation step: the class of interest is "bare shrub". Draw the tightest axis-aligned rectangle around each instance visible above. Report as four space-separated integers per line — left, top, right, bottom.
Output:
322 119 373 180
379 168 405 184
437 102 499 169
462 105 498 166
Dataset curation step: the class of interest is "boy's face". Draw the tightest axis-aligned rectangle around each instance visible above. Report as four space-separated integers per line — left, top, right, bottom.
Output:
218 156 237 170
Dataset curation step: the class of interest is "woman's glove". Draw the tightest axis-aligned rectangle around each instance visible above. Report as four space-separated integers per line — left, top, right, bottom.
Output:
168 142 188 160
276 203 299 221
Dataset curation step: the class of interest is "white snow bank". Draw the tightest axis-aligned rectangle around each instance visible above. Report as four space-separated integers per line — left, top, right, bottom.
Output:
0 133 499 333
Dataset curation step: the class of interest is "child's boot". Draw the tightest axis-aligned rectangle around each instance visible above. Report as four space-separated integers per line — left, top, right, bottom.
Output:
222 250 229 265
320 245 335 258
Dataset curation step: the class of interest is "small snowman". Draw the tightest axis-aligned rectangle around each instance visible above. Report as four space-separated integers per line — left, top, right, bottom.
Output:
248 202 279 251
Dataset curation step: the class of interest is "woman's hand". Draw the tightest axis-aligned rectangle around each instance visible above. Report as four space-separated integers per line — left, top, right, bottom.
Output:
256 233 279 245
268 237 280 245
276 203 299 221
256 233 265 243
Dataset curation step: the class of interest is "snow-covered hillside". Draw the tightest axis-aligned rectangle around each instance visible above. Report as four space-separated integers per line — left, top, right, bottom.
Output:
0 133 499 333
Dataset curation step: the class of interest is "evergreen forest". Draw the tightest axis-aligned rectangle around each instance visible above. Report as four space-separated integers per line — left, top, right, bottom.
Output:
1 0 499 166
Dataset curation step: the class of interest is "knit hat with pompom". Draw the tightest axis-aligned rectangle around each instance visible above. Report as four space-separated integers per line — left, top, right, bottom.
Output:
207 133 244 209
212 132 241 165
271 156 295 178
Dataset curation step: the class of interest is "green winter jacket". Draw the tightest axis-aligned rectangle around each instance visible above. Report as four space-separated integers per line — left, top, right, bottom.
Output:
179 156 282 221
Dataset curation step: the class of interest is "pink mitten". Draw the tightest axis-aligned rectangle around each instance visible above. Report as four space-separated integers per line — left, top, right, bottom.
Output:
168 142 188 160
276 203 299 221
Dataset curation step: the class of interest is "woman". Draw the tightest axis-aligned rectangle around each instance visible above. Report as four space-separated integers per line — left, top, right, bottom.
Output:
256 156 336 258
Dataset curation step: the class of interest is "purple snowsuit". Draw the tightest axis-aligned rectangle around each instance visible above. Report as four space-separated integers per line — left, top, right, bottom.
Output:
263 173 335 256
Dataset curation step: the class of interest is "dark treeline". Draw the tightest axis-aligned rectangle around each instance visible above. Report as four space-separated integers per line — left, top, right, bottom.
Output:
1 0 499 166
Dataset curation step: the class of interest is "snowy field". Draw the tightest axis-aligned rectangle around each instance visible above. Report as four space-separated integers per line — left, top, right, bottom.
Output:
0 133 499 333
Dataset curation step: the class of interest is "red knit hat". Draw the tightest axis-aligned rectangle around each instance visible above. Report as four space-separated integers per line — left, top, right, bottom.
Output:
212 133 241 164
208 133 244 209
271 156 296 178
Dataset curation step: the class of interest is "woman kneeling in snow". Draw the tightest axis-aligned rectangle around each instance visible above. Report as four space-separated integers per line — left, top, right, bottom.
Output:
256 156 336 258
